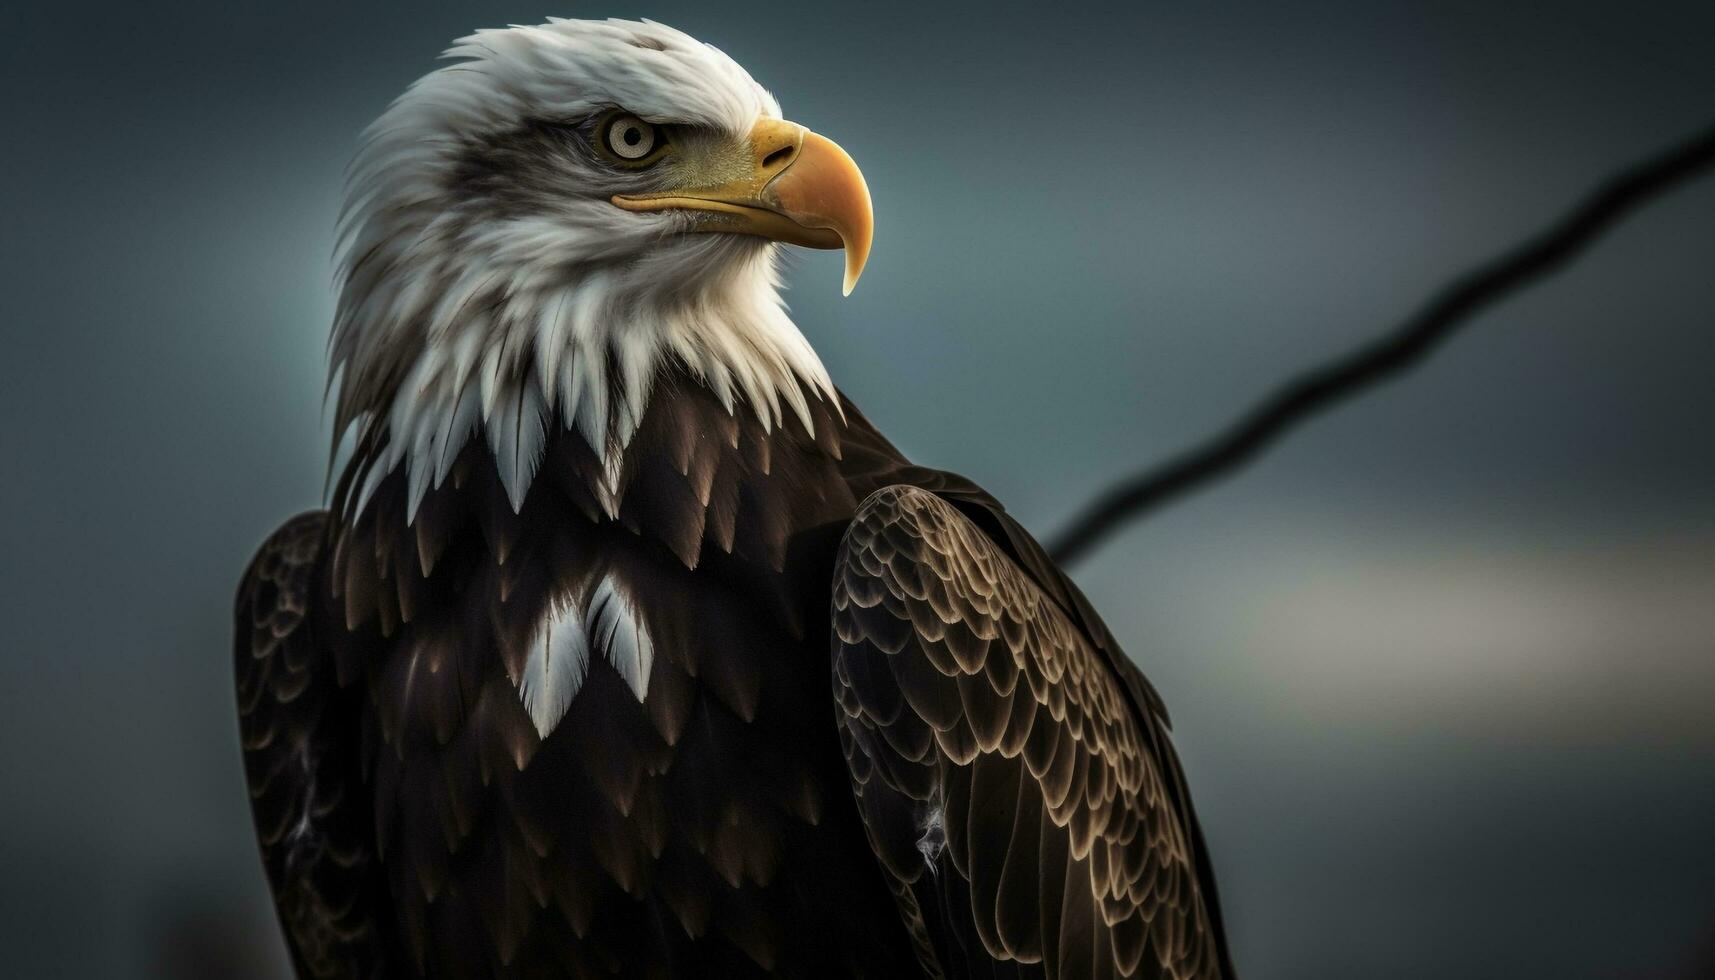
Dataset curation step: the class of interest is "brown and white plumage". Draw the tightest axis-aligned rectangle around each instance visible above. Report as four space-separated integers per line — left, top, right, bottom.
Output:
235 16 1231 979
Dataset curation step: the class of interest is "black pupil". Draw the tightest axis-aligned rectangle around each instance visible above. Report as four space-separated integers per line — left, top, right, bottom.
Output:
623 126 643 147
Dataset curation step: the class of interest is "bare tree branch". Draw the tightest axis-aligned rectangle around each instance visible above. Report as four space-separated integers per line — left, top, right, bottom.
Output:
1047 120 1715 566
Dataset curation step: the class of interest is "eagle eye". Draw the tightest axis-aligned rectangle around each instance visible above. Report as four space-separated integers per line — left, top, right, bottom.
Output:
599 112 664 165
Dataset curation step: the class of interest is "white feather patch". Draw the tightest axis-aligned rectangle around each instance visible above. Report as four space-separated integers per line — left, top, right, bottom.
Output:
350 452 388 523
518 598 590 739
486 377 547 512
431 382 481 489
514 572 656 738
587 574 654 702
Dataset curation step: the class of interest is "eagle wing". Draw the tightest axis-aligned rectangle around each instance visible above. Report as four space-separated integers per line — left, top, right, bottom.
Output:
831 486 1230 979
235 512 398 978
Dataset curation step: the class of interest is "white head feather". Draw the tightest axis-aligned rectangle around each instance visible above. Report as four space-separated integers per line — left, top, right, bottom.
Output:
329 18 837 519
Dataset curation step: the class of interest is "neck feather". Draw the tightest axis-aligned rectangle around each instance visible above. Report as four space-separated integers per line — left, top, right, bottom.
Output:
330 241 838 523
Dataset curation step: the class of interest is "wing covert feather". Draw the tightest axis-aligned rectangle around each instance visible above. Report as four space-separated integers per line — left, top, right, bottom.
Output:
236 512 398 978
832 486 1228 979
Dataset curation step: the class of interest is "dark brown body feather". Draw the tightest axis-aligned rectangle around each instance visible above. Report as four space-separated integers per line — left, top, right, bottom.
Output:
235 370 1231 978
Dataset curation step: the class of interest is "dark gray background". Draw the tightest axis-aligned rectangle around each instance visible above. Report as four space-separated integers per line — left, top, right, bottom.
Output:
3 2 1712 977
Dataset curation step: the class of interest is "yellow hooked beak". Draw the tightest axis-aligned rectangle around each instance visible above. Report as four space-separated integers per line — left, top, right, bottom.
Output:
612 118 874 295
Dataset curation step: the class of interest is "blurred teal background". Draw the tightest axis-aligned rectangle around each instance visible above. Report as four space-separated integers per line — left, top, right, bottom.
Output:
2 2 1712 976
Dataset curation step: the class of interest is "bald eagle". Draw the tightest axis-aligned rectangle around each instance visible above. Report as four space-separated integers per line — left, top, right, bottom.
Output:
235 17 1232 980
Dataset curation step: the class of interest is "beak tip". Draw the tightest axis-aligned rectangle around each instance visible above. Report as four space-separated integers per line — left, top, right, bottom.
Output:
841 240 870 297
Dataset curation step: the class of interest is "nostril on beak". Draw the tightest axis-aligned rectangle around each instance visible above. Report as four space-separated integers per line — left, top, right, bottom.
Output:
760 144 795 171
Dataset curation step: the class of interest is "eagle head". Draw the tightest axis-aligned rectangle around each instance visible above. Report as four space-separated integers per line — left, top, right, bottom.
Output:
329 18 872 518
